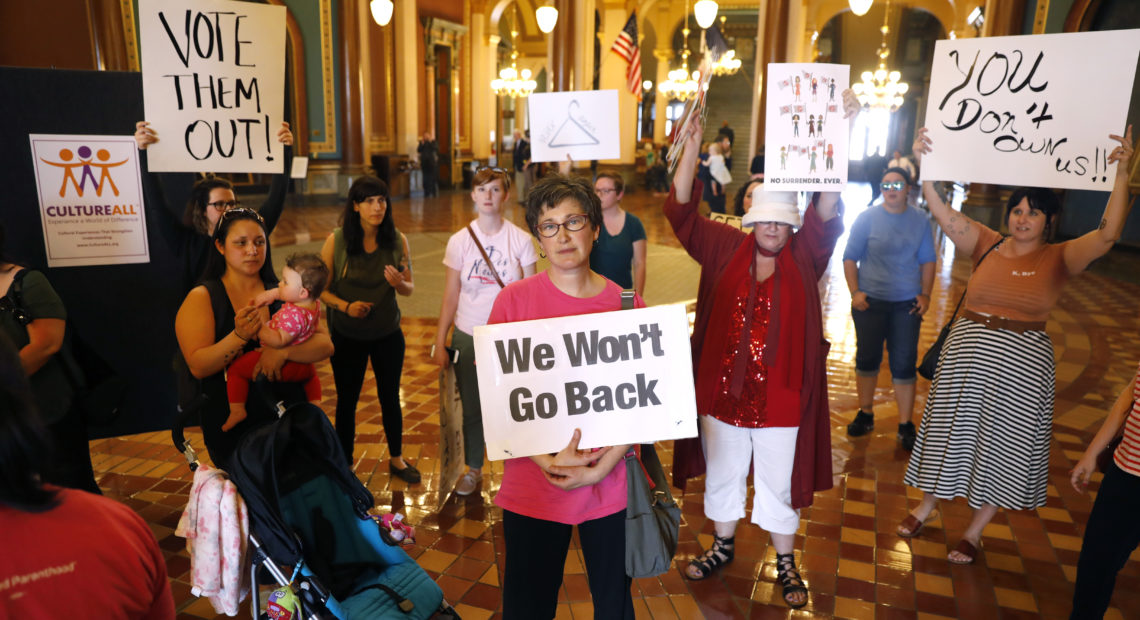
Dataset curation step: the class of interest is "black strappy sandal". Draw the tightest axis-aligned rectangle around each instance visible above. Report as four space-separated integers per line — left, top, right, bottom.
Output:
685 534 735 580
776 552 808 609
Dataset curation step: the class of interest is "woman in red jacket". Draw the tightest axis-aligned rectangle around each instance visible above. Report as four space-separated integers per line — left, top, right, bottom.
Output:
666 92 857 608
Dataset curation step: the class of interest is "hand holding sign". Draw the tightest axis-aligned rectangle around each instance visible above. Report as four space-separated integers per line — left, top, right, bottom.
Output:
134 119 293 151
1107 125 1134 180
538 428 620 491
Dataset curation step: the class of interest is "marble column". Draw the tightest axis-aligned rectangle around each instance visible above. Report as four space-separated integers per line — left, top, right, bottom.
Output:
394 0 420 157
338 0 366 176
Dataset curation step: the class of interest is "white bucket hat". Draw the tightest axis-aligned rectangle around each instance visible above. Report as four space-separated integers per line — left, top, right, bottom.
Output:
741 184 801 228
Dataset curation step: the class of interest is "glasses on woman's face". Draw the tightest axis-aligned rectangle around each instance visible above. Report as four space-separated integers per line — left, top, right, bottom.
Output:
207 200 242 210
537 214 589 238
880 181 906 191
219 207 265 225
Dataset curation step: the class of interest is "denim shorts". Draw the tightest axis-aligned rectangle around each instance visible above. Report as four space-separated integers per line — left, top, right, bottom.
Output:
852 296 922 382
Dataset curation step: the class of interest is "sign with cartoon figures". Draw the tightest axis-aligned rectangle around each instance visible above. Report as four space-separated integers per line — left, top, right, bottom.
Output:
921 30 1140 191
29 134 149 267
139 0 286 173
473 304 698 460
763 63 850 191
528 90 621 163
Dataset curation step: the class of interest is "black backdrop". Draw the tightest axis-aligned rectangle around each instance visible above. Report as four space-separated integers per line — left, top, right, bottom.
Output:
0 67 195 438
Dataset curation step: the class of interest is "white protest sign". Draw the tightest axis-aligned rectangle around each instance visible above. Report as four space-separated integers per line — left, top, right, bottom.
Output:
473 304 697 460
529 90 621 163
29 135 149 267
140 0 286 173
922 30 1140 191
764 63 850 191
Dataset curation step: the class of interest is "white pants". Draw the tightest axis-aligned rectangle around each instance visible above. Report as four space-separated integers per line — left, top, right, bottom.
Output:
701 415 800 535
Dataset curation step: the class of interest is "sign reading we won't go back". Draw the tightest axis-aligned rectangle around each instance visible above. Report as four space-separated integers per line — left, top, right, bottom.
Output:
473 305 698 460
139 0 286 173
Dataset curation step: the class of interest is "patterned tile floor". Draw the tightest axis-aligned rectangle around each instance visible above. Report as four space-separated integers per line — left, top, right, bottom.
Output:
90 182 1140 619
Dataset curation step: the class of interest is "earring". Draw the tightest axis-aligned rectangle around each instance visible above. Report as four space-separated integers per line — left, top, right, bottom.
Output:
539 249 547 259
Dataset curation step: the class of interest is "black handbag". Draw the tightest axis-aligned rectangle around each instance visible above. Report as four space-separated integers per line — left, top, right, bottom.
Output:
624 444 681 579
917 238 1004 381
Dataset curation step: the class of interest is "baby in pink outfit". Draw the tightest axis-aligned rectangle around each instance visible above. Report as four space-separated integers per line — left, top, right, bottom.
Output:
223 253 329 431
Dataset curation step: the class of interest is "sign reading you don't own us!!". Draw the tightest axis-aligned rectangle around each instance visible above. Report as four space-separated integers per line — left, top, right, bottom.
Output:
473 305 698 461
921 29 1140 191
140 0 286 173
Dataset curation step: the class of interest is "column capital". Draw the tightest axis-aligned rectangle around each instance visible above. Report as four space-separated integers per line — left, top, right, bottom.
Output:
653 48 673 62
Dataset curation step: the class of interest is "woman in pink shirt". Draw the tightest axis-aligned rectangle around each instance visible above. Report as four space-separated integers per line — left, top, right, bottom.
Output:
487 175 645 619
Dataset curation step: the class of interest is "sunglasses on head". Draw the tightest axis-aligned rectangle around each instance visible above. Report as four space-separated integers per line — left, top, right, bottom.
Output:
880 181 906 191
477 166 509 174
219 207 265 225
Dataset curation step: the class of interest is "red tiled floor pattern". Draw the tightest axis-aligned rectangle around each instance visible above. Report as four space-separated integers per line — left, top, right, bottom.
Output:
87 186 1140 619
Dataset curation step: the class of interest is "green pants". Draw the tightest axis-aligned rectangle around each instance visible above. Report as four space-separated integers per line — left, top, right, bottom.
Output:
451 328 485 469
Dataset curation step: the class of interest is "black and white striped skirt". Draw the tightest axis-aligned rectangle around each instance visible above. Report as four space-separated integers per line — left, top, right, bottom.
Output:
903 317 1054 510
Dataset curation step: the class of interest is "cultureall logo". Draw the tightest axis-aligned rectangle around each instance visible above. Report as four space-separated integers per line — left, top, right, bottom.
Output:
39 144 127 198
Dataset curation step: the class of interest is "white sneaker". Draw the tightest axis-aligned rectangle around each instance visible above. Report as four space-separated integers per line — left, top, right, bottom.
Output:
454 471 481 496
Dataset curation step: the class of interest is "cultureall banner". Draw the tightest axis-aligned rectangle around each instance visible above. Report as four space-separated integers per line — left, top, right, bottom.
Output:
139 0 286 173
29 134 149 268
473 304 698 460
921 29 1140 191
764 63 851 191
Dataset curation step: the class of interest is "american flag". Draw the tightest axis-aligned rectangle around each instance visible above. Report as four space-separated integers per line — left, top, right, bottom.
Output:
610 12 641 97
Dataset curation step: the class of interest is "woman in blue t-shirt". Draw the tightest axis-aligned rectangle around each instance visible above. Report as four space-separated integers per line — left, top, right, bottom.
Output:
842 167 936 450
588 172 646 296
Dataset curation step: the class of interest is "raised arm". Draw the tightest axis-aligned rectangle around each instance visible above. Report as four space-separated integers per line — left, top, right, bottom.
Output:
816 89 862 221
1063 126 1135 274
384 233 414 296
257 122 295 235
672 115 705 204
912 127 981 254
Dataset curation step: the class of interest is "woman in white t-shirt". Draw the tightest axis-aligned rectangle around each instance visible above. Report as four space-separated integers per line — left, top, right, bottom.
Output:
433 167 538 497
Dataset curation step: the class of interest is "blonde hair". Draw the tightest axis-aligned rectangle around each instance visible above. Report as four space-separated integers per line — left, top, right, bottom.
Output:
709 143 722 156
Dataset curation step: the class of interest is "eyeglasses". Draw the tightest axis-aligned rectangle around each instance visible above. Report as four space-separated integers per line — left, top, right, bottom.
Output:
207 200 242 210
536 214 589 238
880 181 906 191
754 221 792 229
219 207 265 225
594 188 617 196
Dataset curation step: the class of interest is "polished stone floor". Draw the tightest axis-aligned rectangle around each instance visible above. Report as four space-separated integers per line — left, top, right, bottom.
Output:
89 179 1140 619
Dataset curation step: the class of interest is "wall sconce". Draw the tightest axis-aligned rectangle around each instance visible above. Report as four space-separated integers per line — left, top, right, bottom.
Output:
536 3 559 34
370 0 394 27
849 0 873 17
694 1 718 29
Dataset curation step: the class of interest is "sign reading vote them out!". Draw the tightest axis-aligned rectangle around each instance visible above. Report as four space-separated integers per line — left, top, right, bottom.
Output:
140 0 285 173
473 304 697 460
921 29 1140 191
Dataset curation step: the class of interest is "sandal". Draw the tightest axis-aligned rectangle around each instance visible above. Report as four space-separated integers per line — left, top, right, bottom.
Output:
948 539 978 565
685 534 734 580
897 510 936 538
776 553 808 609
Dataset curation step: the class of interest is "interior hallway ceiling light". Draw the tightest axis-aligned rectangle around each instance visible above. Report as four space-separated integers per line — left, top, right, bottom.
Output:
849 0 873 17
536 3 558 34
370 0 393 27
711 16 741 76
852 0 908 112
694 1 719 29
491 11 536 98
659 4 700 102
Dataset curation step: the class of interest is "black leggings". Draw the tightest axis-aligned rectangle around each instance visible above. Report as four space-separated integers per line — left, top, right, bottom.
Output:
502 509 633 620
1071 461 1140 619
329 328 405 461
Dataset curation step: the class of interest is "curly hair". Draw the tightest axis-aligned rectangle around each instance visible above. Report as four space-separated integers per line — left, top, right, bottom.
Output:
523 175 603 237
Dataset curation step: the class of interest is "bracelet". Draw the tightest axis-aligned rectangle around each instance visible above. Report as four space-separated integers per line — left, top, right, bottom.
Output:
235 330 249 342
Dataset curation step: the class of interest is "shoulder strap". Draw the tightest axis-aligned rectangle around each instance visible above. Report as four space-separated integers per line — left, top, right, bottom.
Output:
5 268 32 325
332 228 348 281
947 237 1005 322
202 280 232 336
467 224 505 289
620 289 636 311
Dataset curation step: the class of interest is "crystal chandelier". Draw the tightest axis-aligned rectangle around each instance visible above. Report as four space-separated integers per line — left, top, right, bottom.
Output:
852 0 908 111
659 6 700 101
490 16 536 98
